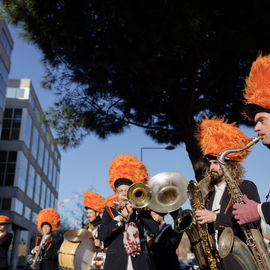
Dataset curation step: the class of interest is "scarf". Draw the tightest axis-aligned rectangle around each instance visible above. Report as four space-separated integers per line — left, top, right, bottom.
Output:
123 222 141 257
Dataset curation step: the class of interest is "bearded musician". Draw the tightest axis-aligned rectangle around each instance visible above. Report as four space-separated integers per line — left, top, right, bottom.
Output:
29 208 61 270
99 154 159 270
194 117 261 270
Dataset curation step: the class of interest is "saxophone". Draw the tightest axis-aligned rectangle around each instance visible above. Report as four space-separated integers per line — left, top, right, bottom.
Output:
175 179 221 270
29 235 50 269
217 136 270 270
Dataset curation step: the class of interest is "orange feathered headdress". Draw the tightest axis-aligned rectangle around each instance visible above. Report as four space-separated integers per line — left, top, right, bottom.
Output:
84 191 105 213
0 215 10 223
36 208 60 233
243 54 270 120
109 154 148 191
196 116 251 162
105 194 118 208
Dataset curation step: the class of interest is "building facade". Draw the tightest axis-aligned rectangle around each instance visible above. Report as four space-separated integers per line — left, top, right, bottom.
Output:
0 79 61 269
0 20 13 134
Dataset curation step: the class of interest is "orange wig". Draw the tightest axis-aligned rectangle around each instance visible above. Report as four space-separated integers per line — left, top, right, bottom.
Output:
36 208 60 233
109 154 148 191
84 191 105 213
244 54 270 118
105 194 118 208
196 116 251 162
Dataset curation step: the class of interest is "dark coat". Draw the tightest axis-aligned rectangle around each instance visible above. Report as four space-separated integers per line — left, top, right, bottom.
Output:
0 231 12 269
28 234 61 270
99 207 159 270
149 223 181 270
261 202 270 224
206 180 260 270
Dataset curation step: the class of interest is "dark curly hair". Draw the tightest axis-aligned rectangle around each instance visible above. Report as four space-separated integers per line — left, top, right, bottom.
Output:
206 160 245 193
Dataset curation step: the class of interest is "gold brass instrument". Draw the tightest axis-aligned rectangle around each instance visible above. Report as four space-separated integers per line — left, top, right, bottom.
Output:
127 182 152 208
127 171 188 213
217 135 270 270
175 180 221 270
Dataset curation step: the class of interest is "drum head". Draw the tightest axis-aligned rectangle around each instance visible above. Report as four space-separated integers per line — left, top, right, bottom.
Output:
74 239 95 270
64 229 92 242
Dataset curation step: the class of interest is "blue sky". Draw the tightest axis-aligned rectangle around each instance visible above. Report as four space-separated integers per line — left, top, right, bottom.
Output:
7 24 270 227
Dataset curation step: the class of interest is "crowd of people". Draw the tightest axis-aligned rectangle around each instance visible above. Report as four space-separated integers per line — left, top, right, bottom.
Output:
1 54 270 270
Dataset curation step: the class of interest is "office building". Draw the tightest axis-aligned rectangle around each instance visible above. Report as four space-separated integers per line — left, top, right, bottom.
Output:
0 20 13 133
0 79 61 269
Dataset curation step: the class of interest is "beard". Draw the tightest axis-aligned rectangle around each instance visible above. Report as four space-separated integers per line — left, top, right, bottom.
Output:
210 171 224 185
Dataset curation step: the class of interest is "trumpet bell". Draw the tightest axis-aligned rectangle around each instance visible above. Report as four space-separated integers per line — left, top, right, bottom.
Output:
127 182 152 208
149 171 188 213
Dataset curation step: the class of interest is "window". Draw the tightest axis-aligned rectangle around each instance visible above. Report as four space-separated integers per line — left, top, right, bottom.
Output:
1 108 22 140
50 192 54 208
31 126 39 159
24 206 31 220
38 138 44 168
16 151 28 192
23 112 32 149
41 181 46 208
0 29 12 57
43 148 49 176
0 151 17 186
34 174 41 205
12 198 23 215
6 87 25 98
32 212 37 223
26 165 35 199
0 198 11 210
46 187 50 208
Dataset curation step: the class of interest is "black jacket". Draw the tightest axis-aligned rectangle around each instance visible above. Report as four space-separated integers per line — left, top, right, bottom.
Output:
150 223 181 270
0 231 12 269
28 234 61 270
99 207 159 270
206 180 260 270
261 202 270 224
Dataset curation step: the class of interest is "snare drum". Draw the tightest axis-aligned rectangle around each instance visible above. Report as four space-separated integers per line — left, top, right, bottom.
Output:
58 239 94 270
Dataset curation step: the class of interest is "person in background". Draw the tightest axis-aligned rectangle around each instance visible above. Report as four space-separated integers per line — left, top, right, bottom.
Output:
194 116 260 270
148 211 182 270
99 154 159 270
0 215 13 270
232 54 270 226
84 190 105 248
83 190 106 269
28 208 61 270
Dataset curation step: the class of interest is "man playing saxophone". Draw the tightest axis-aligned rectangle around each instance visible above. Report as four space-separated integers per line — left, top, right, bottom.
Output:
232 54 270 226
194 117 261 270
28 208 61 270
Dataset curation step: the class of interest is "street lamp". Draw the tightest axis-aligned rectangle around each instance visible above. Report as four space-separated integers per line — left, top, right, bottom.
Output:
140 145 175 161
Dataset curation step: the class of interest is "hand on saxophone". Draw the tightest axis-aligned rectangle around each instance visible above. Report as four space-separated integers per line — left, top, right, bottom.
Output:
232 194 260 225
32 246 40 254
194 209 217 224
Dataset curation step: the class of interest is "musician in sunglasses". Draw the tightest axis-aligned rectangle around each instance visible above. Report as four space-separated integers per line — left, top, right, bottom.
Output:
233 54 270 226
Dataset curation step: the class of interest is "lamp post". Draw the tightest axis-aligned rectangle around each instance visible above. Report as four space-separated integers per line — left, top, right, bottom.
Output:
140 145 175 161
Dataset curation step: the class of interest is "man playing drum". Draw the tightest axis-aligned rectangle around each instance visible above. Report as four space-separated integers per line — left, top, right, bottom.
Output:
83 190 106 269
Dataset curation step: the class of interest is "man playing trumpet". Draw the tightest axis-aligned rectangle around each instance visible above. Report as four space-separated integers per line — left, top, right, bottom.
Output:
99 154 159 270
